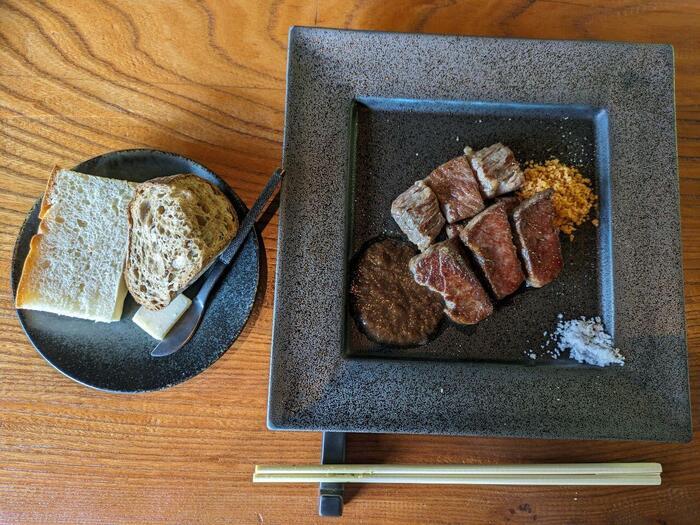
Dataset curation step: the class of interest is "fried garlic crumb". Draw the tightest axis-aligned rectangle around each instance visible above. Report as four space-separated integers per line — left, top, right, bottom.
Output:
518 159 597 240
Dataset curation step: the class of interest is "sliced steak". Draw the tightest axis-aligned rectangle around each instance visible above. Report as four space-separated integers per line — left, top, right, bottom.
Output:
391 181 445 250
460 202 525 299
409 239 493 325
465 143 524 198
496 194 521 215
512 189 563 287
424 155 484 223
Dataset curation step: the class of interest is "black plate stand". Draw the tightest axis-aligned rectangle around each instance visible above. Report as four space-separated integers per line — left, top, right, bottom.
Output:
318 432 346 516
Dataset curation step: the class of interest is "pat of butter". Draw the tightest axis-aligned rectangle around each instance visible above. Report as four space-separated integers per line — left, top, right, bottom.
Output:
132 294 192 340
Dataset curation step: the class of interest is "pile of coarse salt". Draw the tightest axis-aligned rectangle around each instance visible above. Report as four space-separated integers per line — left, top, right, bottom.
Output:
528 314 624 367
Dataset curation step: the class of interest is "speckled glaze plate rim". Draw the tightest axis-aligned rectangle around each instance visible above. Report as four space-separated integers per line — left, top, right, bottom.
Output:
10 149 260 393
269 28 691 441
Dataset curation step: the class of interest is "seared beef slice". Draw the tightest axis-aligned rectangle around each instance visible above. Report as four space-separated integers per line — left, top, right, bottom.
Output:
512 189 563 287
460 202 525 299
445 222 464 239
391 181 445 251
424 156 484 223
496 194 521 215
409 239 493 325
466 143 524 198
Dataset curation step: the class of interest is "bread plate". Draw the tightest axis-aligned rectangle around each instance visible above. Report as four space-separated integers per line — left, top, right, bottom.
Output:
11 149 260 392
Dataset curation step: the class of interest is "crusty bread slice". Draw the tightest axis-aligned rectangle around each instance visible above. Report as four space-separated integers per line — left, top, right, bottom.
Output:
125 174 238 310
15 167 136 322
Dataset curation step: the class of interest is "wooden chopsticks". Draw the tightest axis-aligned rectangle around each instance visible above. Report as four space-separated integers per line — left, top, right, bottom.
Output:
253 463 662 486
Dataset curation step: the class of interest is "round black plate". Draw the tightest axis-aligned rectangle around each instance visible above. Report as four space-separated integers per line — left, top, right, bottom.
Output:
10 149 260 392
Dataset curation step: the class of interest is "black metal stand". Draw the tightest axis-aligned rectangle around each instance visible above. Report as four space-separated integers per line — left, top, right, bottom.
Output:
318 432 346 517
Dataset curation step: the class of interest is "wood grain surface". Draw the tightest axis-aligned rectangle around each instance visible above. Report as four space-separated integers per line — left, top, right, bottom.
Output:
1 1 699 523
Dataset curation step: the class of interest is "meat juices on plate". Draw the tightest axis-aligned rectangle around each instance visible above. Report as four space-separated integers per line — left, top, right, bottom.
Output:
512 189 563 287
409 239 493 325
423 156 484 223
391 180 445 251
460 202 525 299
465 143 524 198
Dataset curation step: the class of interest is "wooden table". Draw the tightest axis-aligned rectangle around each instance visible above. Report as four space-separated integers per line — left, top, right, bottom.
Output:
1 1 698 523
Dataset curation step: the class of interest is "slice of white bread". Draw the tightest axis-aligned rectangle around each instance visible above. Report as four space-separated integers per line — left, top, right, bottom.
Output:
125 174 238 311
15 168 136 322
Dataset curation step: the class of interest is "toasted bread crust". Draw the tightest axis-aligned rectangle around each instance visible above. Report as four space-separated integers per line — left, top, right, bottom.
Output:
16 167 61 308
15 233 44 308
39 166 61 220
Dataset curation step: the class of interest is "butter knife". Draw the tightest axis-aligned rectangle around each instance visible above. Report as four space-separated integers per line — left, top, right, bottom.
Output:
151 168 284 357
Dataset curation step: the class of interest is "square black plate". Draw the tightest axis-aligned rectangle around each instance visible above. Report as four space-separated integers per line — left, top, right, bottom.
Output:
269 28 691 441
347 98 609 362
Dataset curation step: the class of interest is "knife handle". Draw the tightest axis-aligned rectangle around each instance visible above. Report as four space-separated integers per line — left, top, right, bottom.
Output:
220 168 284 266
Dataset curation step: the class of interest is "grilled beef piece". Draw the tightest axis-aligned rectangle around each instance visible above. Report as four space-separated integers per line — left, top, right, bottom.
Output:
512 189 563 288
465 143 524 198
391 181 445 250
445 222 464 239
496 194 521 215
460 202 525 299
424 156 485 223
409 239 493 325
